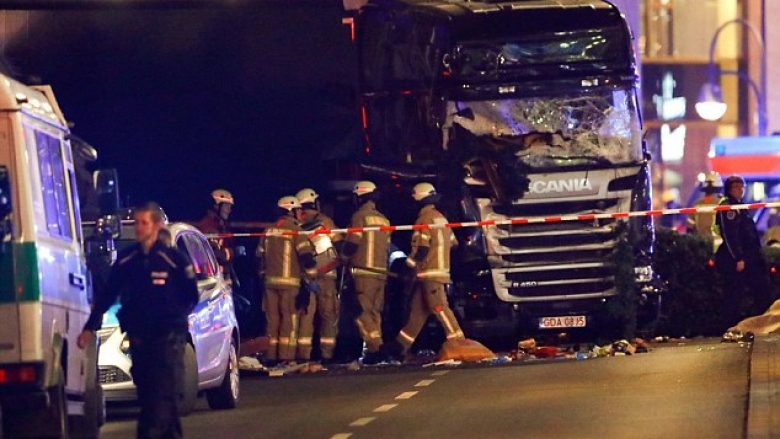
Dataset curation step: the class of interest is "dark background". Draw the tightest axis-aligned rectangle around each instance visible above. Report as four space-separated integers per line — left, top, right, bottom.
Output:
0 2 361 221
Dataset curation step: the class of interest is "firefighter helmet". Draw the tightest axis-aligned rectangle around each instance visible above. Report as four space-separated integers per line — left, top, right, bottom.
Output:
353 181 377 196
277 196 302 212
412 182 437 201
701 172 723 191
295 188 319 205
211 189 234 205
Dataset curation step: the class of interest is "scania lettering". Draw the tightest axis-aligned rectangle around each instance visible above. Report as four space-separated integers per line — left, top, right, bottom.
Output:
0 75 103 437
347 0 661 341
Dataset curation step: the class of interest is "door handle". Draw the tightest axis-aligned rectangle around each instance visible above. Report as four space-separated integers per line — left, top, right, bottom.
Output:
69 273 86 290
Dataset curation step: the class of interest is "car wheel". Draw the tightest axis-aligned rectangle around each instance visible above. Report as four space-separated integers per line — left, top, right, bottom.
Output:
205 338 239 410
178 343 198 416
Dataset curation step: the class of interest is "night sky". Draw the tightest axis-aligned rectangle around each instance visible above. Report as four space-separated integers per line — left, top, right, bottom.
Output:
0 3 361 221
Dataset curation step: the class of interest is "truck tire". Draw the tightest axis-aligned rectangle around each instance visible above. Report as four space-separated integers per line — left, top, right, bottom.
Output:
205 338 239 410
178 343 198 416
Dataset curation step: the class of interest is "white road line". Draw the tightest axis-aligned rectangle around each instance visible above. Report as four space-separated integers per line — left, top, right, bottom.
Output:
330 434 353 439
373 404 399 413
349 417 377 427
415 379 435 387
431 370 450 377
395 391 419 400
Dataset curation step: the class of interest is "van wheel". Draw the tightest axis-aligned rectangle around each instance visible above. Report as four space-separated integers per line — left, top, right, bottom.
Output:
69 378 103 439
206 338 239 410
178 343 198 416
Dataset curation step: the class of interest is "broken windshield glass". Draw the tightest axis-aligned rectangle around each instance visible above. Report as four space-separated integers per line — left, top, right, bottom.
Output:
444 87 642 168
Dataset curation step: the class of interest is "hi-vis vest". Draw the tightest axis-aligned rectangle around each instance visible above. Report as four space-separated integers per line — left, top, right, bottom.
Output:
301 210 342 279
346 200 391 278
262 216 315 288
410 205 457 283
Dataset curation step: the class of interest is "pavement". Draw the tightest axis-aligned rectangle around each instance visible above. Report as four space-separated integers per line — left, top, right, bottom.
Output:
747 335 780 438
102 338 753 439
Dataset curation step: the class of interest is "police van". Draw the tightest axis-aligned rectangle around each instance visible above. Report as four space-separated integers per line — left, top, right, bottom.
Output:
0 75 103 437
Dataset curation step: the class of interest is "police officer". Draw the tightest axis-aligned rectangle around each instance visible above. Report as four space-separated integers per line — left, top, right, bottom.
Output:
715 175 772 328
259 196 318 367
77 203 198 439
295 188 342 366
340 181 392 365
383 183 465 360
687 172 723 241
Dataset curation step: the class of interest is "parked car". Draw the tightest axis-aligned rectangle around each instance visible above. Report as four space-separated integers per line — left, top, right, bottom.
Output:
87 221 240 414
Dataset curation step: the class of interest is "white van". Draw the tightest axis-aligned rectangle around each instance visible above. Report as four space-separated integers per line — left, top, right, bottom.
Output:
0 75 103 437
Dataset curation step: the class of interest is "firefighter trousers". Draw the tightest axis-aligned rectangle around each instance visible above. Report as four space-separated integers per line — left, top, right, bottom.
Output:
397 281 465 350
297 277 339 360
264 286 299 361
354 276 385 353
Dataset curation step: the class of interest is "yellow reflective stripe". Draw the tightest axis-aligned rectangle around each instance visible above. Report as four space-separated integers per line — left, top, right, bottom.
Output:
351 267 386 278
265 276 301 287
399 330 415 343
268 338 279 345
320 337 336 345
366 232 374 268
437 230 444 270
417 270 449 278
283 240 292 278
437 309 456 335
355 319 368 338
296 241 310 251
368 330 381 340
420 234 431 242
298 337 313 345
291 314 298 342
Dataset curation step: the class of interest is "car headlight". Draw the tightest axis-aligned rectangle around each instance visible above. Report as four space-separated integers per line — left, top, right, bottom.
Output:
634 265 654 283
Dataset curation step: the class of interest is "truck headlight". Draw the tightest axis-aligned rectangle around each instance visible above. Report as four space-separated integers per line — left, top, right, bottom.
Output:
120 333 131 355
634 265 654 283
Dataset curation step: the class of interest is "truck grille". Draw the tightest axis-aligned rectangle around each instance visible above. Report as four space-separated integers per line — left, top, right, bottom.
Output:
99 366 131 384
478 191 628 303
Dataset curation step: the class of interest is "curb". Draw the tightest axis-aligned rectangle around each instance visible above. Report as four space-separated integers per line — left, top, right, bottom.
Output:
747 335 780 438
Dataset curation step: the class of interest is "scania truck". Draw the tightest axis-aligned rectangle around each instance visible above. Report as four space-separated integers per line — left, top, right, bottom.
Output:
0 75 103 437
348 0 660 340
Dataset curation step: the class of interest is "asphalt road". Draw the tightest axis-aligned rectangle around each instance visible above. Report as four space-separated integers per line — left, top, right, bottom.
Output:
101 339 750 439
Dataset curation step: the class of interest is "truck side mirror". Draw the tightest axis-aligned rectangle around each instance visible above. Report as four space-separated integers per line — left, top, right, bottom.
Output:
94 168 120 216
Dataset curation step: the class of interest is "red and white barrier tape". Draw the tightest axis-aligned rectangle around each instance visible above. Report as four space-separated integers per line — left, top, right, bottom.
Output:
206 201 780 239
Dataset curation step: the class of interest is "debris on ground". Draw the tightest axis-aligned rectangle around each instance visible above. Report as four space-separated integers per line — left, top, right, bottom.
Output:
722 329 755 343
727 299 780 336
422 359 463 368
517 338 537 351
479 355 513 365
238 356 265 372
437 338 496 362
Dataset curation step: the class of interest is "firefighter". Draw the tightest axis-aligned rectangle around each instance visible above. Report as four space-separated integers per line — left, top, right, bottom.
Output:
715 175 772 329
340 181 392 365
687 172 723 243
193 189 236 281
77 203 198 439
259 196 318 367
383 183 465 360
295 188 341 366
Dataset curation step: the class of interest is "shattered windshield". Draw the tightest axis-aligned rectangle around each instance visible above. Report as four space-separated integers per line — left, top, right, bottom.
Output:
445 87 642 168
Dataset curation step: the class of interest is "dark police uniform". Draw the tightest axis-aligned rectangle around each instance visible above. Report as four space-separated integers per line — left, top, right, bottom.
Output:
84 239 198 439
715 196 772 328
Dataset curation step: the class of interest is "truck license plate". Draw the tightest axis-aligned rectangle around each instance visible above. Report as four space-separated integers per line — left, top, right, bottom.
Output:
539 315 586 329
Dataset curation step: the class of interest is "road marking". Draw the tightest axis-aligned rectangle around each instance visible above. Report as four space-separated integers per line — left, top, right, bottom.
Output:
395 391 419 400
415 379 435 387
373 404 398 413
349 417 376 427
330 434 352 439
431 370 450 377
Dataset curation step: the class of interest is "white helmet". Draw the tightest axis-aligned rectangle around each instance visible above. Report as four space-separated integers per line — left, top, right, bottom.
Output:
295 188 319 205
702 172 723 189
277 196 301 212
353 180 377 196
412 182 437 201
211 189 234 205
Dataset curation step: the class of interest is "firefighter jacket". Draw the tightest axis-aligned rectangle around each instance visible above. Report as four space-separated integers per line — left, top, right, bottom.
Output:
686 196 722 238
262 216 317 288
301 209 342 278
84 239 199 338
715 195 762 262
345 200 391 278
408 204 458 283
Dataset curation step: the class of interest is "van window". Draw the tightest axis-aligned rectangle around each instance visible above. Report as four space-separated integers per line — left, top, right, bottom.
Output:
33 129 73 240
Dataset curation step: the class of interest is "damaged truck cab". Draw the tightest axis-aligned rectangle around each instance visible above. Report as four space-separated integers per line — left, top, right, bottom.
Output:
353 0 660 339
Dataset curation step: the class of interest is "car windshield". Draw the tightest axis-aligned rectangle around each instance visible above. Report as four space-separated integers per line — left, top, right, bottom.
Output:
445 87 642 169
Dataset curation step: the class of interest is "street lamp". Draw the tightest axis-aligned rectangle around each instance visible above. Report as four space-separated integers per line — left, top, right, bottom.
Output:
695 18 767 136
